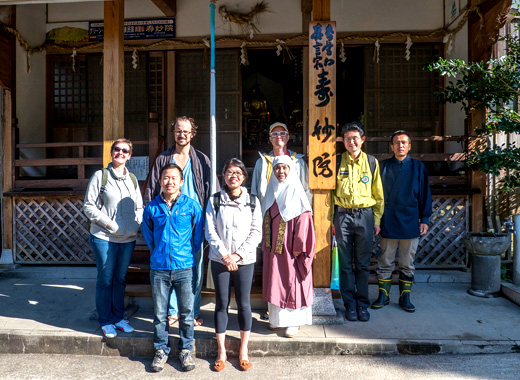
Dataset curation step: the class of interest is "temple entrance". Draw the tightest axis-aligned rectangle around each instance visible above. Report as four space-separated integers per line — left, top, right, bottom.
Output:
241 49 304 168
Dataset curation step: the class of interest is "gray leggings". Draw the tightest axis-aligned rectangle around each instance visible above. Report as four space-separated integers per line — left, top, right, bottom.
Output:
211 260 254 334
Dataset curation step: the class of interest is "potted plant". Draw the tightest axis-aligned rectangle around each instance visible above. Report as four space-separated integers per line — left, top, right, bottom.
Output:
427 33 520 297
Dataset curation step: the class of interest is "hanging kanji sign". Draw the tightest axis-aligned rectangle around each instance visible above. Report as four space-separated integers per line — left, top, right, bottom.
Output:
309 21 336 189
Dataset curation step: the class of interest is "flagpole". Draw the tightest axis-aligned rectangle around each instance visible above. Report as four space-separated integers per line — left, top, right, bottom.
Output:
210 0 217 193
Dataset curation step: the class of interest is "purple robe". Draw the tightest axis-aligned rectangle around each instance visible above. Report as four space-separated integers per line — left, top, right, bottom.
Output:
262 201 316 309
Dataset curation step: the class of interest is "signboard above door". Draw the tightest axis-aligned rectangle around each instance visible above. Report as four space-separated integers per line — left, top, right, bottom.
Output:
89 18 175 41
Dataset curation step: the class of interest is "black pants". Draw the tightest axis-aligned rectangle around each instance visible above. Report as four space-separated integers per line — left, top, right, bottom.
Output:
211 260 254 334
333 207 374 310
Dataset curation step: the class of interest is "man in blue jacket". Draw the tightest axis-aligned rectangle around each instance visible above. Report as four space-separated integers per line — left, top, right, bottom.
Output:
143 163 203 372
372 130 432 313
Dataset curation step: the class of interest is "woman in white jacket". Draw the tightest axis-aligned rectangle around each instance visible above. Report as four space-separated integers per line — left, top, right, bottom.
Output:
83 138 143 338
205 158 262 372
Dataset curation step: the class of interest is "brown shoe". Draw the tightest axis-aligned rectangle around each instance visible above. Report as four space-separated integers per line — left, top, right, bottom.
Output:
239 359 251 371
213 356 226 372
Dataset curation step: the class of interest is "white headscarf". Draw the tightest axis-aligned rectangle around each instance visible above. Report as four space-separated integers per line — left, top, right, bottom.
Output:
261 155 312 222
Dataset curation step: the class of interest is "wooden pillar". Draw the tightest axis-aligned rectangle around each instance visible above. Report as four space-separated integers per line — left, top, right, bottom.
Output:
301 0 312 33
309 0 334 287
466 0 513 231
103 0 125 167
2 89 13 249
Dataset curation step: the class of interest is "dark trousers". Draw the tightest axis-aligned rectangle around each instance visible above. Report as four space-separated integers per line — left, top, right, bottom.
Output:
333 207 374 310
211 260 254 334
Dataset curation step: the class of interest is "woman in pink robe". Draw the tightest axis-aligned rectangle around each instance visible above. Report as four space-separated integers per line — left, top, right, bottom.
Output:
262 155 315 338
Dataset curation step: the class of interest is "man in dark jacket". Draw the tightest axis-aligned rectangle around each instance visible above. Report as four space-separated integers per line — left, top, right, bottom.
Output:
143 163 203 372
145 116 219 327
371 130 432 313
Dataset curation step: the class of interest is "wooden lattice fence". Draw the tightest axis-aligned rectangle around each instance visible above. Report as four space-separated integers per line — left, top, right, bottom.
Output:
12 195 469 267
415 195 469 268
13 196 93 264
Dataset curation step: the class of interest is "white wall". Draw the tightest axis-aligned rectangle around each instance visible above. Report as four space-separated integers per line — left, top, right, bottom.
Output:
47 0 445 36
47 0 303 36
333 0 444 31
445 20 469 155
16 4 46 176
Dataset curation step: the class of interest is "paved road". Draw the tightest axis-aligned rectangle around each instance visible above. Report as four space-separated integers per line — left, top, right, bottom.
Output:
0 353 518 380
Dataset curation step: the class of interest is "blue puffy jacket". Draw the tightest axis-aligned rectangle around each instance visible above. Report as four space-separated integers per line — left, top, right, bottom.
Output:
143 193 203 271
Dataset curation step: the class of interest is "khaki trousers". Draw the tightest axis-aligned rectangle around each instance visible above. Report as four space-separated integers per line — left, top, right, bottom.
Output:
377 238 419 279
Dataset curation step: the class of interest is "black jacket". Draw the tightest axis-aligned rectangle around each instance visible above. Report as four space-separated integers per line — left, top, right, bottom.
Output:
144 145 219 210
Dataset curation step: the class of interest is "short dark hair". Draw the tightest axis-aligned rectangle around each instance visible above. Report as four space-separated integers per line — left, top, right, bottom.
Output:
391 130 411 144
110 138 133 154
222 158 248 180
341 121 365 138
171 116 198 138
160 163 183 181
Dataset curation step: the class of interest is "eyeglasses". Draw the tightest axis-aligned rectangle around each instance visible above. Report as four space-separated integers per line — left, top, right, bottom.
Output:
270 131 289 137
175 130 192 136
344 137 360 143
113 147 130 154
225 170 243 177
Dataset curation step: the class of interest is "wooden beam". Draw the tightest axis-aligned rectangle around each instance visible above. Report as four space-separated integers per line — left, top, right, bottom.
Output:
302 0 312 33
103 0 125 168
313 0 330 21
150 0 176 17
2 89 13 249
14 157 102 167
468 0 512 63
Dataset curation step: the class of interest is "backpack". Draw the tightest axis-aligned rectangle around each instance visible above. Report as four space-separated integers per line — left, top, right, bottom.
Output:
336 153 377 177
86 168 139 232
211 191 256 216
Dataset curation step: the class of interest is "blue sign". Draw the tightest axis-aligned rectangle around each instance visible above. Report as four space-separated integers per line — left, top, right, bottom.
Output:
89 18 175 41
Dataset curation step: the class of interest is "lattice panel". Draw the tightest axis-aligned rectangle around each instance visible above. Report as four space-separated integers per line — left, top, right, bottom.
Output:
14 197 93 264
415 195 469 268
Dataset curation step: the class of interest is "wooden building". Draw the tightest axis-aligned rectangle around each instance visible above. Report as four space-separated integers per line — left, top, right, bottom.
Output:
0 0 514 290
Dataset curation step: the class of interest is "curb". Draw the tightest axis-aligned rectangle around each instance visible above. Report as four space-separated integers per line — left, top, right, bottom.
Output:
1 332 518 357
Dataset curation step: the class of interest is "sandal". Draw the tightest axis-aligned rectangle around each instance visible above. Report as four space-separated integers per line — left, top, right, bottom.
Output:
194 315 204 326
213 355 226 372
239 358 251 371
167 315 179 327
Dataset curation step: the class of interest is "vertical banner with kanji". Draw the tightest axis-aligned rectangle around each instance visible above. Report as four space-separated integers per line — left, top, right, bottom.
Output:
309 21 336 189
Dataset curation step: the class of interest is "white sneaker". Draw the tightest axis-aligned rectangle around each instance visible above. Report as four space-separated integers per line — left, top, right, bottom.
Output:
115 319 134 333
285 326 300 338
101 324 117 338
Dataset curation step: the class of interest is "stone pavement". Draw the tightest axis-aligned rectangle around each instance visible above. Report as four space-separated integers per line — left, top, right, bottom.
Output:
0 267 519 358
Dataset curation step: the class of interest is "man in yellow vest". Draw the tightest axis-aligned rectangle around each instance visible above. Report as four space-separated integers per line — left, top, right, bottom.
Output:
333 122 384 322
251 122 312 207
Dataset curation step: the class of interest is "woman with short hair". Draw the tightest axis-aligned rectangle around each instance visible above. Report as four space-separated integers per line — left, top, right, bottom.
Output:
84 138 143 338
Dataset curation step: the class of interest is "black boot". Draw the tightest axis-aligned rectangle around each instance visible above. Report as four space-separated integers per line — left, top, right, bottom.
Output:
371 277 392 309
398 273 415 313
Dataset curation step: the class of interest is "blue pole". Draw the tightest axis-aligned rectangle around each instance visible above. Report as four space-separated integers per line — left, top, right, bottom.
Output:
210 0 217 193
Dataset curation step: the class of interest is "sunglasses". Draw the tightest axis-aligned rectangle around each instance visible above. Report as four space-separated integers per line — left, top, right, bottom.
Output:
270 131 289 137
113 147 130 154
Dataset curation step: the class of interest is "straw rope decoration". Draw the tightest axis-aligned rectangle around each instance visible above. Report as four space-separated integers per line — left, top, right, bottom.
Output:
0 5 485 71
219 1 269 39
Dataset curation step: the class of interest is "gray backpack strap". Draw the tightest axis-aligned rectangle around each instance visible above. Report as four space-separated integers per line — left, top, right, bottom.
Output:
367 154 376 177
212 192 221 216
247 194 256 214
